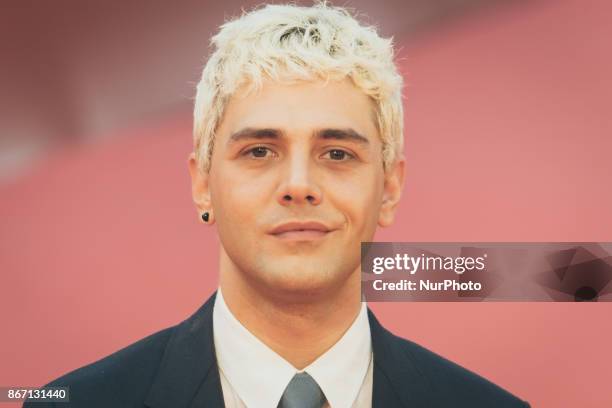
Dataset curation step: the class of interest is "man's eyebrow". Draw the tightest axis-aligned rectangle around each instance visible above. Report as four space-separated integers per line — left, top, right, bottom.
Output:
226 127 370 146
227 128 282 145
315 128 370 145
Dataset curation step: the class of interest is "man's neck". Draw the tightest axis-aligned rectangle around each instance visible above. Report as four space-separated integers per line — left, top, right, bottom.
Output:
218 255 362 370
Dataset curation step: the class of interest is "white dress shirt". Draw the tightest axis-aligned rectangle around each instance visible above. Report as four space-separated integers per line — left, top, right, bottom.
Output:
213 288 373 408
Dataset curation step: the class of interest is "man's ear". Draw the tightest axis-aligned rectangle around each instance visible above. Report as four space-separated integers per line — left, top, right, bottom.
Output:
378 157 405 228
188 152 215 225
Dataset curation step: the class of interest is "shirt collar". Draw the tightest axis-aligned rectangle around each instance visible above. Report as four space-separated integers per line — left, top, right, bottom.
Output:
213 288 372 408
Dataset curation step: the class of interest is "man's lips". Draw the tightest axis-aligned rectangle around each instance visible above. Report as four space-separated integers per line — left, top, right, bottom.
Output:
268 221 335 241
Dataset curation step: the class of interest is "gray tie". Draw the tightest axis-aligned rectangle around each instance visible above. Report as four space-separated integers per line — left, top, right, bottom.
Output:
277 372 327 408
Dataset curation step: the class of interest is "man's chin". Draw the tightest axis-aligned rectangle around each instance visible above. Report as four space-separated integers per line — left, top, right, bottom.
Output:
252 264 349 301
265 270 331 292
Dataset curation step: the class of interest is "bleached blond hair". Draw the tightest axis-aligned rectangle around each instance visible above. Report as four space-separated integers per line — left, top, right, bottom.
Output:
193 1 404 172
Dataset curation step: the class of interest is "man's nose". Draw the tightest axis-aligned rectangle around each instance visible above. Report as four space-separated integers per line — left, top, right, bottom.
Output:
276 155 322 206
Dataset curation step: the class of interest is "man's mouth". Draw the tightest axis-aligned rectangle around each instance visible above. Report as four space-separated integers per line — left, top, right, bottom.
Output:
268 221 334 241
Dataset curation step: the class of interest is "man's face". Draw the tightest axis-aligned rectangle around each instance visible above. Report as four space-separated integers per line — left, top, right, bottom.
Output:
190 78 403 297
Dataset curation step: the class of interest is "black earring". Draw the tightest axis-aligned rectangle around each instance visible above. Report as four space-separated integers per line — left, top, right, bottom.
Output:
202 212 210 222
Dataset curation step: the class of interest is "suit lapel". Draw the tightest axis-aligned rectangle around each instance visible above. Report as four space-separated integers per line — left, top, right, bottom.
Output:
144 292 225 408
368 308 438 408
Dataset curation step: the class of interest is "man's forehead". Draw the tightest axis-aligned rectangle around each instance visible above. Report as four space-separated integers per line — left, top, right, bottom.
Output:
218 78 380 144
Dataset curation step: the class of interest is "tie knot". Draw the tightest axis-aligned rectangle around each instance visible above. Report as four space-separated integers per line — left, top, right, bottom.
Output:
278 372 326 408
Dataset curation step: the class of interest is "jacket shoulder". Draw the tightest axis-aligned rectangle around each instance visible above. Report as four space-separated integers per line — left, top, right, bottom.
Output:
25 326 176 408
385 330 529 407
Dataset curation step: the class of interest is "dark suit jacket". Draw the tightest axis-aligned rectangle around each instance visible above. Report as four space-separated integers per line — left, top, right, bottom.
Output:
25 292 529 407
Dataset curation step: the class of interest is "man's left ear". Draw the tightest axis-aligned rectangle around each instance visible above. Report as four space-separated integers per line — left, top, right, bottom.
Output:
378 157 405 228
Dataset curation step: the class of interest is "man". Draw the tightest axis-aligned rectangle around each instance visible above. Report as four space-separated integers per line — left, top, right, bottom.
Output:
27 3 529 407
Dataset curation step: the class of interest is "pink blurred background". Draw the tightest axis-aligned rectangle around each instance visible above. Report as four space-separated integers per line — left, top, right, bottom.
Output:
2 0 611 406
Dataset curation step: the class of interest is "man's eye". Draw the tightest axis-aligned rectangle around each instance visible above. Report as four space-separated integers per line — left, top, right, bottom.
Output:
324 149 353 161
245 146 274 158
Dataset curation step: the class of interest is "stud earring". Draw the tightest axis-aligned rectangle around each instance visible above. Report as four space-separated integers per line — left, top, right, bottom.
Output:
201 212 210 223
